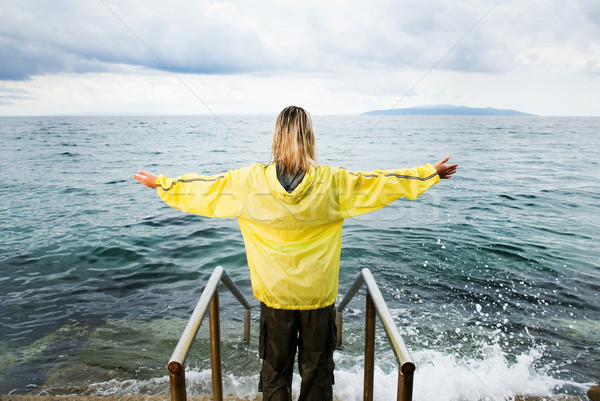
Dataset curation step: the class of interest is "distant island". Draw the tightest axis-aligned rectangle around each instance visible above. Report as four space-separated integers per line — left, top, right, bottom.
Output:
362 105 535 116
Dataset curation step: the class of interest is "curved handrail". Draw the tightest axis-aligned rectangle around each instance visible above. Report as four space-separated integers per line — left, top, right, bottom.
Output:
336 268 415 401
168 266 413 401
168 265 251 401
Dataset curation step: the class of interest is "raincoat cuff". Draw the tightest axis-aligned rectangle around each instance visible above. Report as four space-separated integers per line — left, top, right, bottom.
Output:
425 164 440 184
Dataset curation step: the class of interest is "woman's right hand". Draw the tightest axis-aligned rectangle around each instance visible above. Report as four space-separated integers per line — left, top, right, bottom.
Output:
133 170 158 188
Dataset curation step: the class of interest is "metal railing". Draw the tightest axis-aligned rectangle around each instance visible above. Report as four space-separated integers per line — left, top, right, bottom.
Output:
168 266 414 401
168 265 251 401
336 268 415 401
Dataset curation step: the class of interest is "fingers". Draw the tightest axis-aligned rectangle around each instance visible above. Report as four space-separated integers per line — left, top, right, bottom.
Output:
434 156 450 167
442 168 457 178
436 159 458 179
445 164 458 173
133 170 157 188
133 175 147 186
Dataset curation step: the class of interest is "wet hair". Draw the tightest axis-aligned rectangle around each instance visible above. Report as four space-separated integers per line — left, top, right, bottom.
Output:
269 106 317 175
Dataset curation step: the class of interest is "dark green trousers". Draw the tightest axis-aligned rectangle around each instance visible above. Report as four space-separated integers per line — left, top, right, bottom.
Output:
258 303 336 401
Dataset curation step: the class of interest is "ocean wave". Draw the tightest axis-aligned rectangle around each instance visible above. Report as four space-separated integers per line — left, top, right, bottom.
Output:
37 342 591 400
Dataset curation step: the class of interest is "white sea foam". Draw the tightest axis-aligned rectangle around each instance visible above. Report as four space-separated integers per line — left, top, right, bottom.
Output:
411 345 564 401
80 343 587 400
333 343 585 400
80 376 169 396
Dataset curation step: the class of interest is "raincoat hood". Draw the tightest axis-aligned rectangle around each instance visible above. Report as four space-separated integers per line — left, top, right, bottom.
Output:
265 164 315 204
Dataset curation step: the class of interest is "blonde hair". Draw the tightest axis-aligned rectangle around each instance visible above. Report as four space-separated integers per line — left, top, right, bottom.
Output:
270 106 317 175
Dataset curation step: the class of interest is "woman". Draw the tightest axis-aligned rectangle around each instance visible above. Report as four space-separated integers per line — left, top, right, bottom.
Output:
134 105 457 401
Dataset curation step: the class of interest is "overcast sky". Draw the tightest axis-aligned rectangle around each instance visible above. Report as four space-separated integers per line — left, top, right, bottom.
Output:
1 0 599 116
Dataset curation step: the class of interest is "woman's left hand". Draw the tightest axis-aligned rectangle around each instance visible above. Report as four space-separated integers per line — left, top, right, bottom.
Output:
433 157 458 179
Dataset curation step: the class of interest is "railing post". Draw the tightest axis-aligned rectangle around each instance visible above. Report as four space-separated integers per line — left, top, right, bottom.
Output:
364 292 376 401
168 361 186 401
209 287 223 401
336 311 343 348
244 308 251 344
397 362 415 401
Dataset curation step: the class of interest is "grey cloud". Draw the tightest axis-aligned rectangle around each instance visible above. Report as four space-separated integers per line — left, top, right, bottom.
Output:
283 0 600 75
0 0 269 80
306 1 516 74
0 87 29 94
439 34 516 74
584 59 600 75
492 1 598 47
0 41 46 80
0 37 115 80
581 0 600 26
2 0 599 81
0 86 34 105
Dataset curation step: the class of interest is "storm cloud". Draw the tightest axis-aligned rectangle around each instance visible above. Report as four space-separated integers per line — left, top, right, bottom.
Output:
0 0 559 79
0 0 269 80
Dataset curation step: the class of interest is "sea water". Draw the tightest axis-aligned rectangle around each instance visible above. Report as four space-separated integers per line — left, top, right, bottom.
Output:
0 115 598 399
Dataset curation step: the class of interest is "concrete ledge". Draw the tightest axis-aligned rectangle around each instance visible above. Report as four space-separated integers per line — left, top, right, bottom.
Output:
0 395 590 401
1 397 263 401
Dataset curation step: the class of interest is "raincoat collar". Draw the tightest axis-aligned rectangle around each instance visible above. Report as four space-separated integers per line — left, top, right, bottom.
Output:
266 164 315 204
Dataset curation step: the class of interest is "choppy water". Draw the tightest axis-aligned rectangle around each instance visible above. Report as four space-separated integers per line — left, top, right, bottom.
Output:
1 115 598 399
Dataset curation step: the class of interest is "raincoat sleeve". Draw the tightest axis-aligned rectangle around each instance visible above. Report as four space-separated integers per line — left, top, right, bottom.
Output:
155 170 239 218
338 164 439 218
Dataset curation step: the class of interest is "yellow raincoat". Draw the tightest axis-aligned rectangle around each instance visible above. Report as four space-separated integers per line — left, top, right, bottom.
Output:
156 163 439 310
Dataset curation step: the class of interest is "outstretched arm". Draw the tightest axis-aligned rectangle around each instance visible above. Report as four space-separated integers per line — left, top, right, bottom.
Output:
433 157 458 179
133 170 158 188
149 169 239 218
